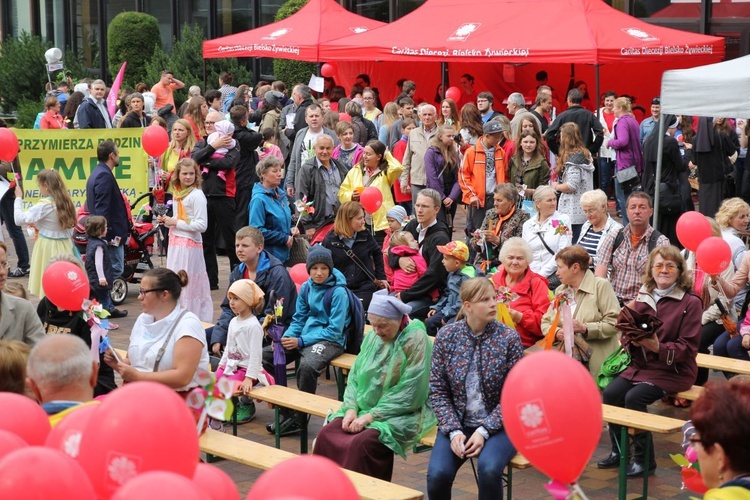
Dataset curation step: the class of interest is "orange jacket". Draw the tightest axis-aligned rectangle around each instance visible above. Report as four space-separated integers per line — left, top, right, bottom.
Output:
458 136 507 207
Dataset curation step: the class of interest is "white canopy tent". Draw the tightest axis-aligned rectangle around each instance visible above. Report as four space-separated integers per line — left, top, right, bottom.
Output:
654 55 750 225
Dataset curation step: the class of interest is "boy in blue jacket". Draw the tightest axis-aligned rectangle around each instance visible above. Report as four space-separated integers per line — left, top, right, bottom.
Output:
425 241 479 336
262 245 350 435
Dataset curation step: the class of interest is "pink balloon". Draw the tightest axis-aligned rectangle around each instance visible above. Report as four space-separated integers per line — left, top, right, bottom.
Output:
501 351 602 484
445 86 461 102
41 261 90 311
0 430 27 460
338 112 352 122
696 236 732 275
112 471 206 500
289 263 309 286
320 63 337 78
45 403 98 458
248 456 358 500
360 187 383 214
0 393 51 446
193 463 240 500
676 211 712 251
142 125 170 157
77 382 199 499
0 447 96 499
0 128 19 162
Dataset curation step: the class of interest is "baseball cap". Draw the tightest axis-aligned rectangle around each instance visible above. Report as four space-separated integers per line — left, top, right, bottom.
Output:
483 121 503 135
436 241 469 262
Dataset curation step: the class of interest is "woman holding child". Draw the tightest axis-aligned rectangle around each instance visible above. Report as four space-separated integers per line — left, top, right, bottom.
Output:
314 291 436 481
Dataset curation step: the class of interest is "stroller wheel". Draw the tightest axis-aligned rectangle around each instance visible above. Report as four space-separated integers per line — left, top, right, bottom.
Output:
110 278 128 305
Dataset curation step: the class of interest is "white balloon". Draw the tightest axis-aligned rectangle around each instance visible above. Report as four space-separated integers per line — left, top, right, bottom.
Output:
45 47 62 63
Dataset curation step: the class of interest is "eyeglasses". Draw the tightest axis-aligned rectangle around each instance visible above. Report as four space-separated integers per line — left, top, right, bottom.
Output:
652 263 678 272
205 121 216 125
477 99 489 103
0 261 9 270
139 288 165 296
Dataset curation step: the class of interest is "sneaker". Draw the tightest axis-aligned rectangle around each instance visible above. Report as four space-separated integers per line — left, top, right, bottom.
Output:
235 402 256 424
107 322 119 330
109 308 128 318
208 418 225 432
8 267 29 278
277 416 302 436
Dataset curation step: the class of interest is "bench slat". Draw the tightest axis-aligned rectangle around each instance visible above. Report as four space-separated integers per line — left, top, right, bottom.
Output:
249 385 342 417
676 385 704 401
330 354 357 372
602 404 685 433
696 353 750 375
417 428 530 469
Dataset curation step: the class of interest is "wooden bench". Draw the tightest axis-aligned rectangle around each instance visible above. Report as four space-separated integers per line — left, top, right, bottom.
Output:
330 354 358 400
676 385 704 401
602 404 685 500
199 430 424 500
697 352 750 376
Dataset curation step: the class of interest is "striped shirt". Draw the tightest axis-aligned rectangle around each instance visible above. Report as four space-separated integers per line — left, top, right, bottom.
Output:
578 227 603 268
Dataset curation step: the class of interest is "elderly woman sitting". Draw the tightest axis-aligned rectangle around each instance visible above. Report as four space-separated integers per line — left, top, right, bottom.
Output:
541 245 620 376
490 237 551 347
313 291 435 481
576 189 623 269
470 183 530 271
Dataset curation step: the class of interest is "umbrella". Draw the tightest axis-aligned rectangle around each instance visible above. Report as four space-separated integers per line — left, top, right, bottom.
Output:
616 306 663 349
263 290 288 387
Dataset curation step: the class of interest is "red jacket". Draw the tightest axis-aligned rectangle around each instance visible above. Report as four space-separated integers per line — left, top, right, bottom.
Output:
491 266 550 347
459 136 506 207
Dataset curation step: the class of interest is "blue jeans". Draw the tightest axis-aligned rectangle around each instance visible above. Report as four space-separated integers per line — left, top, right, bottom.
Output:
110 243 125 279
599 157 615 199
0 195 29 268
427 428 516 500
614 178 630 225
714 331 750 362
405 298 433 321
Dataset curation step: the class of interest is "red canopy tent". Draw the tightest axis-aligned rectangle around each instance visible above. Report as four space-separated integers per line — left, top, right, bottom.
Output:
319 0 724 65
202 0 385 61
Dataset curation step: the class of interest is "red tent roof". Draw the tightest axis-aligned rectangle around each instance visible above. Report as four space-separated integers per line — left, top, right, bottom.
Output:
202 0 385 61
319 0 724 65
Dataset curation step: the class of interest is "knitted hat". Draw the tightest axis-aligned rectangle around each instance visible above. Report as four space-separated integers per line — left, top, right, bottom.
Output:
368 290 411 320
436 241 470 262
227 279 265 309
306 245 334 273
386 205 408 226
264 90 284 107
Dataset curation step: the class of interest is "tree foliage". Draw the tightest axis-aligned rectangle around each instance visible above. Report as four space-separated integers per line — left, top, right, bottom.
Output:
107 12 161 88
273 0 317 89
0 33 50 114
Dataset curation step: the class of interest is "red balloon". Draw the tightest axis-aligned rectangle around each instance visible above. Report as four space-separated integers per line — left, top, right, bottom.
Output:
360 187 383 214
676 211 712 251
0 128 19 162
289 263 309 286
445 86 461 102
501 351 602 484
77 382 199 499
0 447 96 499
696 236 732 275
0 393 51 446
338 112 352 122
41 260 90 311
112 471 206 500
142 125 170 157
193 463 240 500
0 430 27 460
45 403 98 458
682 466 709 494
248 456 358 500
320 63 337 78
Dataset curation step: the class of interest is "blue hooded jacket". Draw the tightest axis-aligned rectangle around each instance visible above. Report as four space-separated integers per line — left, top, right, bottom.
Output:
248 182 292 264
283 268 349 348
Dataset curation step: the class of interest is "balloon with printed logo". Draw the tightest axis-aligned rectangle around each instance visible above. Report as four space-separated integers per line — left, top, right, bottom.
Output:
0 447 96 499
142 125 170 157
45 403 98 458
0 128 19 162
445 86 461 102
248 455 358 500
501 350 602 484
193 463 240 500
42 261 90 311
676 211 712 251
696 236 732 275
360 187 383 214
0 392 51 446
320 63 337 78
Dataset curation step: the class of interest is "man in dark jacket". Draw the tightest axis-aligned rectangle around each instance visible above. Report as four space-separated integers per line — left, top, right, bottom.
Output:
395 188 451 319
285 84 313 143
208 226 297 353
85 140 129 318
229 105 263 230
77 79 112 129
544 88 603 156
192 110 241 289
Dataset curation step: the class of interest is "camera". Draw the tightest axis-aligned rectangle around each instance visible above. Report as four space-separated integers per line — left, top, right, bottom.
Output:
453 133 462 143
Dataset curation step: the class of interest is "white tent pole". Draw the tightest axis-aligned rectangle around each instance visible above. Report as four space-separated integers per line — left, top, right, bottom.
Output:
653 113 667 228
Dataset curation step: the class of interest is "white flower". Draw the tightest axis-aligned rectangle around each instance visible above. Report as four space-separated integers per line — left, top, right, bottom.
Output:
108 456 138 485
456 24 479 36
520 403 544 428
63 432 81 458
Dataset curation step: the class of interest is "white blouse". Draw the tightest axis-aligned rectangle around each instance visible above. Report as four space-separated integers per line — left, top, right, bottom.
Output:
171 188 208 243
522 211 572 277
14 198 73 239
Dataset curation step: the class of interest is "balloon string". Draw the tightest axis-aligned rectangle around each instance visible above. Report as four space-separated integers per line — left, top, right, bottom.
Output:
571 483 590 500
196 408 207 437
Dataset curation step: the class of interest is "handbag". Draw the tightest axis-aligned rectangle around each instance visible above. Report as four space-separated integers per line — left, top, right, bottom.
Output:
553 334 592 367
596 346 631 390
615 165 639 184
536 232 561 290
287 235 310 267
658 181 683 214
153 309 189 372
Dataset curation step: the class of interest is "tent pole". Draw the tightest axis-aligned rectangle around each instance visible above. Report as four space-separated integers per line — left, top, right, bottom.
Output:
203 59 207 91
441 62 448 99
594 64 600 120
653 113 666 228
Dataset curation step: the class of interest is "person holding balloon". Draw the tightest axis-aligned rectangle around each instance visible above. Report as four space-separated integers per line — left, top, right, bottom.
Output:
338 140 403 247
600 246 701 478
427 277 523 500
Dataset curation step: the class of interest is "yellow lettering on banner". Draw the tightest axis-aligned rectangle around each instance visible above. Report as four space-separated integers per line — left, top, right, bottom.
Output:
15 129 149 210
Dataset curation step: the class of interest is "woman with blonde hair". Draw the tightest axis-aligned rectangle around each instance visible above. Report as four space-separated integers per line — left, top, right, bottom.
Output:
378 102 400 145
424 125 461 225
716 197 749 271
160 119 197 177
553 122 595 241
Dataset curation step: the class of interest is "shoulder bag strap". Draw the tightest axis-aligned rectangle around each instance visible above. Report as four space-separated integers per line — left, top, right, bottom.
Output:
329 239 378 282
536 231 556 256
153 309 189 372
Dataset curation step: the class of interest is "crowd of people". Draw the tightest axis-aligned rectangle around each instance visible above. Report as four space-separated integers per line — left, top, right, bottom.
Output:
1 69 750 498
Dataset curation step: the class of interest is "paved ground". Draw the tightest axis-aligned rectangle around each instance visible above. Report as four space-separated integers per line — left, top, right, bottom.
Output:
4 203 707 499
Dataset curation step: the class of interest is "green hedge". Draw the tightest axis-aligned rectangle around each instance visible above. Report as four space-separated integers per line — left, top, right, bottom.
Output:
108 12 161 87
273 0 317 89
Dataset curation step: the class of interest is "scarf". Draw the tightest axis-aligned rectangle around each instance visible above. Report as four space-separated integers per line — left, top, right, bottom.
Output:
173 186 195 222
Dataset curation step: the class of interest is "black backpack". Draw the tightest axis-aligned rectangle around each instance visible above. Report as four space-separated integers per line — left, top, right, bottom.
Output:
303 283 365 355
609 228 663 268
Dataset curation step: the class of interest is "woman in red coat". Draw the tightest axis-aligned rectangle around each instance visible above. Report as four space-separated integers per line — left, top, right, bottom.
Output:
490 237 550 347
599 245 701 478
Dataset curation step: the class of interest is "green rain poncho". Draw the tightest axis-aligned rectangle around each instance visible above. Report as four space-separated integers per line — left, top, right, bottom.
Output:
329 319 437 458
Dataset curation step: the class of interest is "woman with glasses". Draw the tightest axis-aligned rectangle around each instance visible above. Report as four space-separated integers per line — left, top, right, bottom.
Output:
599 246 701 478
104 268 210 393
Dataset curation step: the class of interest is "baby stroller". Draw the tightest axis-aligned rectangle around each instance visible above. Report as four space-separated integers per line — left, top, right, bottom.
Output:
73 192 160 305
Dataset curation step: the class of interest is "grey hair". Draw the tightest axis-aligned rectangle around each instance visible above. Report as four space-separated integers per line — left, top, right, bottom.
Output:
493 183 518 203
499 236 533 264
507 92 526 108
295 84 312 100
580 189 608 210
419 104 437 116
533 185 556 206
344 100 362 116
188 85 201 97
417 188 442 208
313 134 335 147
367 313 401 329
256 155 284 179
91 79 106 88
27 335 92 391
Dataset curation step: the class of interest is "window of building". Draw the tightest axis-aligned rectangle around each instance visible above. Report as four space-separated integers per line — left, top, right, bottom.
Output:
348 0 389 23
72 0 100 68
143 0 173 50
217 0 255 37
178 0 209 38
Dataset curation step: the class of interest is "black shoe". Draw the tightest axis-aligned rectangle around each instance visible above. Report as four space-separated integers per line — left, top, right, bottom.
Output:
8 267 29 278
109 308 128 318
265 414 302 436
210 284 219 291
626 461 656 478
266 414 290 434
597 452 621 469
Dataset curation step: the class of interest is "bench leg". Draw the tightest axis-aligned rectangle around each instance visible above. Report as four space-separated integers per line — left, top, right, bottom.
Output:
618 427 629 500
506 464 513 500
301 416 308 454
231 396 238 436
641 435 652 499
274 407 281 449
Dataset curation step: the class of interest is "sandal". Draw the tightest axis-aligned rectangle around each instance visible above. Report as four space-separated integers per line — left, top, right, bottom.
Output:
674 398 692 408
